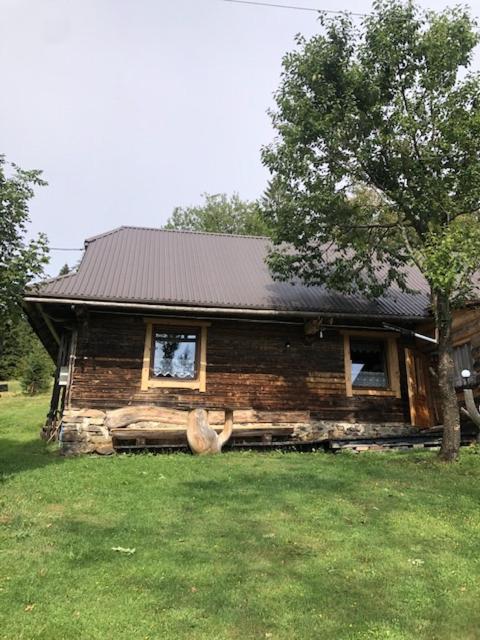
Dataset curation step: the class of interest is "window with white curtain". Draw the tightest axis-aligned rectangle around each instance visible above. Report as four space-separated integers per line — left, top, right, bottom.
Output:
152 329 198 380
350 338 389 389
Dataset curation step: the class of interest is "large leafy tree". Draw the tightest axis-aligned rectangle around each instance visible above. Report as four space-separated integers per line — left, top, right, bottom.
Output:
165 192 271 236
0 155 49 369
262 0 480 461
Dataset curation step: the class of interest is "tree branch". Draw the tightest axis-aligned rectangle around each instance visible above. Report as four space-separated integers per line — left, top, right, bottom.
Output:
333 221 410 229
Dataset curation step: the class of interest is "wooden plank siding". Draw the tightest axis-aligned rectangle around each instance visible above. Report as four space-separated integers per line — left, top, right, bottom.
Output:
69 313 411 423
450 308 480 404
419 306 480 387
411 307 480 427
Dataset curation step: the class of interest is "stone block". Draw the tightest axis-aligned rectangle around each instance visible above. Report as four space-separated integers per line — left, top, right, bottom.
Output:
60 431 88 443
94 444 115 455
86 426 109 436
60 424 77 433
294 420 414 442
60 442 95 456
62 416 86 424
87 417 106 426
294 422 330 441
70 409 106 419
87 435 112 445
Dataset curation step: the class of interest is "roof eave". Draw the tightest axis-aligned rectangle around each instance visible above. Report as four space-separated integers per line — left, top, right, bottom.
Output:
23 295 431 323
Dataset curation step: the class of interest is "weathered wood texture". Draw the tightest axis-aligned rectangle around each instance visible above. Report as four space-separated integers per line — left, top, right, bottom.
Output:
405 348 436 427
69 314 410 423
186 408 233 454
451 309 480 382
421 307 480 372
450 307 480 354
450 308 480 427
420 306 480 403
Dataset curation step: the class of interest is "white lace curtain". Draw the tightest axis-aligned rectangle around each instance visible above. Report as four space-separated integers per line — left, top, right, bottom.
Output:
153 332 197 379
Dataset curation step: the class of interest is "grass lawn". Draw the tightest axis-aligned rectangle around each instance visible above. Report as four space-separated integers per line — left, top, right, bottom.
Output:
1 391 480 639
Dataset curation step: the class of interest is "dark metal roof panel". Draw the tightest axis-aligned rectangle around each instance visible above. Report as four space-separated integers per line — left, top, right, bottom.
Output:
32 226 431 317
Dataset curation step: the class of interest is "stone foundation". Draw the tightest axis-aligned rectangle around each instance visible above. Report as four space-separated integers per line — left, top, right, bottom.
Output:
59 409 113 456
58 406 419 455
293 420 416 442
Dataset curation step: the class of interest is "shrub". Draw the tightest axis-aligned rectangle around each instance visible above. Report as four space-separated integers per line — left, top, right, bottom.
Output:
18 343 53 395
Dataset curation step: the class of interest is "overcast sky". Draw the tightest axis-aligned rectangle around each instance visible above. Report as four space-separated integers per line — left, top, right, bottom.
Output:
2 0 480 276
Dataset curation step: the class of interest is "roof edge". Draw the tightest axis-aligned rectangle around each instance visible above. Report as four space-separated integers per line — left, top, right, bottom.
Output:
23 295 431 322
26 270 78 292
84 226 126 245
85 225 270 244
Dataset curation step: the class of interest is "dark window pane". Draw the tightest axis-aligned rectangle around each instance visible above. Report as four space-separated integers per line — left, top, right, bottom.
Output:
351 339 388 389
152 330 198 379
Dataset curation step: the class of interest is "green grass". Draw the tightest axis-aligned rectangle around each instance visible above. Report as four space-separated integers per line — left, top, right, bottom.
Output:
1 392 480 639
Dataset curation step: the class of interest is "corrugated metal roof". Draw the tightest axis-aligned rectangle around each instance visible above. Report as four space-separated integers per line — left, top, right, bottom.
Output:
29 226 432 318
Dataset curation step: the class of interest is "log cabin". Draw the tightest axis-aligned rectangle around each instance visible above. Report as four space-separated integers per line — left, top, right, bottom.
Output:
23 226 479 454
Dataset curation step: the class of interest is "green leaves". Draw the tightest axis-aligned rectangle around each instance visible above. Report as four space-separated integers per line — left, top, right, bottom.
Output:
18 337 53 396
421 220 480 305
0 155 49 328
262 0 480 303
164 193 272 237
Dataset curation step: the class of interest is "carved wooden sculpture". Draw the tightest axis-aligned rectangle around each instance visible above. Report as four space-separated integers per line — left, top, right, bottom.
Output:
187 408 233 454
461 389 480 443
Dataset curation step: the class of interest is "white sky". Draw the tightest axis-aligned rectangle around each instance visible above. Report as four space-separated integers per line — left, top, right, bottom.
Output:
2 0 480 276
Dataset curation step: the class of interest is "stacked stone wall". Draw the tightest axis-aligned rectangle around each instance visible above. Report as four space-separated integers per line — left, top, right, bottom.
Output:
58 406 417 455
60 409 113 456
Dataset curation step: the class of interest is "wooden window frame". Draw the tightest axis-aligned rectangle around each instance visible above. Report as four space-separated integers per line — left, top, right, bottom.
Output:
342 330 401 398
141 318 210 392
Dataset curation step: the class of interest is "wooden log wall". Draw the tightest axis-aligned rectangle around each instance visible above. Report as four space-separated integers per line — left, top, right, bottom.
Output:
414 307 480 427
69 313 410 424
419 307 480 388
450 308 480 378
450 308 480 415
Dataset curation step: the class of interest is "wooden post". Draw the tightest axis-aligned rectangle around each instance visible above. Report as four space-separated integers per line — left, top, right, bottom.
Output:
343 334 352 397
47 336 64 419
65 330 78 410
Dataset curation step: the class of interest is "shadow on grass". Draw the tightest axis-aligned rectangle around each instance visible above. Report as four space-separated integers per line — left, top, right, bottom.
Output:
46 495 475 639
15 449 474 638
0 437 63 479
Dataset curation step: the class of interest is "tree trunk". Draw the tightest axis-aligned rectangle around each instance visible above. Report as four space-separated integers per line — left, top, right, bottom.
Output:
433 290 461 461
